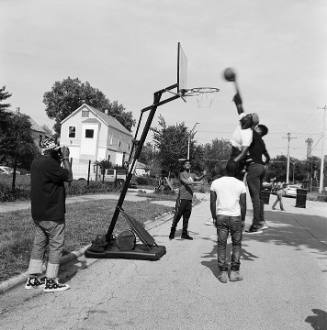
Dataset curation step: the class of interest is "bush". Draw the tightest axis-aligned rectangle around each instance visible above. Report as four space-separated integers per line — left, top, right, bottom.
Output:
0 180 119 202
135 176 156 186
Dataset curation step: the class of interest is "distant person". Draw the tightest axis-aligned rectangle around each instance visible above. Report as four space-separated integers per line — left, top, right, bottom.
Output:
272 182 286 211
245 124 270 233
25 137 72 292
210 160 246 283
169 160 205 240
229 92 259 180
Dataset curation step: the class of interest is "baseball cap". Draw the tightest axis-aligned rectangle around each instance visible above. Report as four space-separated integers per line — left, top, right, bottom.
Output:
40 137 60 152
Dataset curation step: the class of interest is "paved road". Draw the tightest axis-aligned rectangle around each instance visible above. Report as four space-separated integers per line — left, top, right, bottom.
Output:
0 194 326 329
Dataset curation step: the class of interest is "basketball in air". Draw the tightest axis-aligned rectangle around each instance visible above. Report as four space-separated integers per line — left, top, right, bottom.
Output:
223 67 236 81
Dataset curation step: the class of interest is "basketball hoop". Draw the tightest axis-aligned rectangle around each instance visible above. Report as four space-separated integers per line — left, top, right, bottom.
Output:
181 87 220 108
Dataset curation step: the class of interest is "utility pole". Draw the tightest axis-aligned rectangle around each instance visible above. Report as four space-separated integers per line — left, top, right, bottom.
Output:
283 132 297 184
305 138 313 159
317 105 327 193
187 122 199 160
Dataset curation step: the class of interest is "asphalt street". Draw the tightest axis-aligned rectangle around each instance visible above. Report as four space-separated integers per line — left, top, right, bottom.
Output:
0 194 326 330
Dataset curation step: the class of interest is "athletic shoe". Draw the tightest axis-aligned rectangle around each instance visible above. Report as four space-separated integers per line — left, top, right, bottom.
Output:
24 276 46 290
246 227 263 234
260 223 269 230
181 233 193 240
218 271 228 283
229 270 243 282
169 229 175 240
43 278 70 293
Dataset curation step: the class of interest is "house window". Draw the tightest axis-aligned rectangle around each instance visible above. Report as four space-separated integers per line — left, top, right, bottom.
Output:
69 126 76 138
82 110 89 117
85 129 94 138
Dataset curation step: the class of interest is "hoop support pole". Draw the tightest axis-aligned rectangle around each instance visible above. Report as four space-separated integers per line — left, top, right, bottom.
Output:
106 84 180 241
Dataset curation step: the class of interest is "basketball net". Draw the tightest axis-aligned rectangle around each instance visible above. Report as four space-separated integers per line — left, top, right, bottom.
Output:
182 87 219 108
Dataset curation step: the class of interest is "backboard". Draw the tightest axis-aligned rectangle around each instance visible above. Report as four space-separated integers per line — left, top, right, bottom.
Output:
177 42 188 95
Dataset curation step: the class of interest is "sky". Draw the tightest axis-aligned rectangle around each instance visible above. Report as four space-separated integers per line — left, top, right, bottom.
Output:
1 0 327 160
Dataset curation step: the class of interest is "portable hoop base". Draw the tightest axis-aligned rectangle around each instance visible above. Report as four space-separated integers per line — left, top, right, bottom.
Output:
85 243 166 261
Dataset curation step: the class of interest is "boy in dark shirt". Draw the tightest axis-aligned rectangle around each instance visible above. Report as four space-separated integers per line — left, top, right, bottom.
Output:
169 160 205 240
25 137 73 292
245 124 270 233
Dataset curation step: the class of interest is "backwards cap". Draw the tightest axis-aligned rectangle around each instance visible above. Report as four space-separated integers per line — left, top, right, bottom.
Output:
40 137 59 152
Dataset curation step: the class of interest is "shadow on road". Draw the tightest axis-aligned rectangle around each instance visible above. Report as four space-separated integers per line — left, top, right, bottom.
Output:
305 309 327 330
201 208 327 278
243 210 327 256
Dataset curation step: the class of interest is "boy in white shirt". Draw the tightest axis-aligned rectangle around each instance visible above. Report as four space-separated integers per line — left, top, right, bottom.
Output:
210 160 247 283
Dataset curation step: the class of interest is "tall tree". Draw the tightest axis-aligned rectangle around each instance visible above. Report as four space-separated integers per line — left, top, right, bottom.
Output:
0 112 38 190
0 86 12 133
43 77 135 135
152 115 189 177
203 138 231 180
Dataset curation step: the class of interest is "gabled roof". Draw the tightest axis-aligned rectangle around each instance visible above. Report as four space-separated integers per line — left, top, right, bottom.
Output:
29 117 47 134
61 104 132 136
136 161 148 169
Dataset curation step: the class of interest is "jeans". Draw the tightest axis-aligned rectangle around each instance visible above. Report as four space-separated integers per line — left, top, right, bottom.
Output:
172 199 192 234
216 215 243 271
28 220 65 278
246 163 266 229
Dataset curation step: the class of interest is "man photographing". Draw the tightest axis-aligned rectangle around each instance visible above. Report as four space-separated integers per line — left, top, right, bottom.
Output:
25 137 73 292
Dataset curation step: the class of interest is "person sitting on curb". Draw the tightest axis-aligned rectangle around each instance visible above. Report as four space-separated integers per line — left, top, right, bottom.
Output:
210 160 247 283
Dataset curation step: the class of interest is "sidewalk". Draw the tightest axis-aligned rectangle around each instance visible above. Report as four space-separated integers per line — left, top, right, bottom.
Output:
0 194 326 329
0 191 148 214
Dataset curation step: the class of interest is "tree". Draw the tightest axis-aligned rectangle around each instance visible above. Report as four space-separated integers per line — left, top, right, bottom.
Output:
0 112 38 190
43 77 135 135
0 86 12 133
152 115 189 177
94 159 112 182
203 138 231 180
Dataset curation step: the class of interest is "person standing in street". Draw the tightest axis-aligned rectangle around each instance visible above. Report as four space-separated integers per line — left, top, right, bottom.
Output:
272 182 286 211
169 160 205 240
210 160 247 283
25 137 73 292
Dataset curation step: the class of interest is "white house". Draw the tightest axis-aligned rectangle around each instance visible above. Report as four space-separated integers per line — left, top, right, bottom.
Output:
60 103 133 180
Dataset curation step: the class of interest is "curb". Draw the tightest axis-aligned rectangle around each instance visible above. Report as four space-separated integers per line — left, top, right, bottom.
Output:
0 244 91 295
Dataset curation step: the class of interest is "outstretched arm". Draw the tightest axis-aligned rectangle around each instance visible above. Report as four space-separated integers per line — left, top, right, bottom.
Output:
233 92 244 115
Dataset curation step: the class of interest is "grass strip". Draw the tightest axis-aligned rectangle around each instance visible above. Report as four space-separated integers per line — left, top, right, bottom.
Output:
0 199 173 282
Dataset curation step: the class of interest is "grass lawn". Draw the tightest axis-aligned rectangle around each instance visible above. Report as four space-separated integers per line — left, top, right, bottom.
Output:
0 199 173 282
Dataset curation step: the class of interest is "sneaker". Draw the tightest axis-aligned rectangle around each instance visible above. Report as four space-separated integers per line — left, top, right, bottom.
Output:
229 270 243 282
218 271 228 283
181 233 193 240
43 278 70 293
25 276 46 290
260 223 269 230
246 227 263 234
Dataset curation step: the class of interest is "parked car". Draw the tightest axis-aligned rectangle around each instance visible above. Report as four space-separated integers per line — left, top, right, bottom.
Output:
0 166 21 175
283 184 302 198
0 166 13 175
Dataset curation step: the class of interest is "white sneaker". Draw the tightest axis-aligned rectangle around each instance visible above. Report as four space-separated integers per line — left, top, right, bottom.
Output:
43 278 70 292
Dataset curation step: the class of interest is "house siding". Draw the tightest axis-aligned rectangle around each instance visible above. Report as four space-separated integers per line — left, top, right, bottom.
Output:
60 104 132 180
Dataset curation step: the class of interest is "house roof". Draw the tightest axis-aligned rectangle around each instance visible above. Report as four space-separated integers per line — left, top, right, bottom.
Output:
29 117 47 134
61 104 132 136
136 161 148 169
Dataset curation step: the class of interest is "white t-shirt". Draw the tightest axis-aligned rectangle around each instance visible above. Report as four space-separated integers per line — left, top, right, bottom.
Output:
210 176 246 216
230 113 253 150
